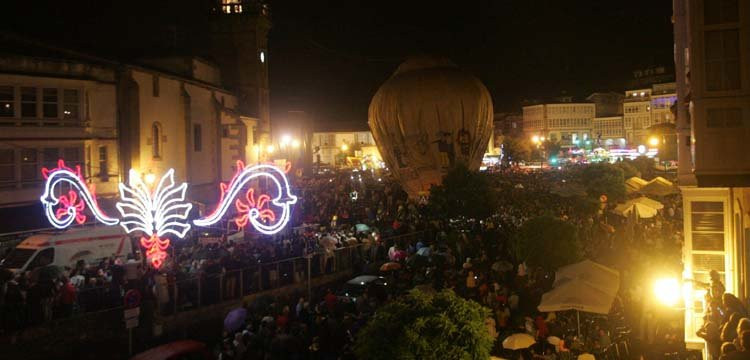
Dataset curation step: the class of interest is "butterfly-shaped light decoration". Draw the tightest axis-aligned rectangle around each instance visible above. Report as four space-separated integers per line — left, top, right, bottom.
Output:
116 169 192 268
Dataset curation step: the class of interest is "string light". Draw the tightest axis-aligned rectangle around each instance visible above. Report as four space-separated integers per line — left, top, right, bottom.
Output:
194 160 297 235
40 159 119 229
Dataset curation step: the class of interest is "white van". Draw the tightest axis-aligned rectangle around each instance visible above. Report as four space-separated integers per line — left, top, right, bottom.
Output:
0 226 133 273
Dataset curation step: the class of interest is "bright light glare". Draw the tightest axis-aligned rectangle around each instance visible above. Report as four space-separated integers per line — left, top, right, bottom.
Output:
144 173 156 185
291 139 300 148
649 137 660 146
341 144 349 151
653 277 681 306
266 145 275 154
280 135 291 146
531 135 540 143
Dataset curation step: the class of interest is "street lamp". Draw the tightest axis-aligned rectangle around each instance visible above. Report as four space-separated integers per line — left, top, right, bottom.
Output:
291 139 301 149
280 134 291 148
531 135 540 144
648 136 660 147
341 143 349 152
266 145 275 154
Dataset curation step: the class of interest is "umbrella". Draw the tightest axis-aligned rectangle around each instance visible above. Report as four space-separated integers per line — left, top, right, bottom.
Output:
613 196 663 219
547 336 562 346
538 278 615 315
554 259 620 297
380 262 402 272
502 333 536 350
641 176 677 196
625 177 648 194
355 224 370 233
224 308 247 332
578 354 595 360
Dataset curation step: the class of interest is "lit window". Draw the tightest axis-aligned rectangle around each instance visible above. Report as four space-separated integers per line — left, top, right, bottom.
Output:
0 86 14 117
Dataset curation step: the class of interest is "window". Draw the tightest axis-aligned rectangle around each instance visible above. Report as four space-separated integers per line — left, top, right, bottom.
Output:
222 125 231 138
21 87 36 117
193 124 202 152
0 149 14 188
98 146 108 182
63 89 80 120
704 0 738 25
42 148 59 171
706 108 743 128
152 75 160 97
705 30 740 91
42 88 58 118
0 86 14 117
20 149 38 186
152 123 161 158
63 147 82 170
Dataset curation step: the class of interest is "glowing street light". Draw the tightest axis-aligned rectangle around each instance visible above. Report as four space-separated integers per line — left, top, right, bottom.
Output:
649 136 660 147
653 277 681 307
144 172 156 185
266 145 275 154
531 135 540 144
280 134 291 147
341 143 349 152
291 139 301 149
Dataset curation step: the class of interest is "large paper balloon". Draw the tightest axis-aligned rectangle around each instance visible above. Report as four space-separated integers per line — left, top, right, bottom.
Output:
368 57 493 197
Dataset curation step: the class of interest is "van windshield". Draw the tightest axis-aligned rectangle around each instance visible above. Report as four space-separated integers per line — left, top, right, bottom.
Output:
1 248 36 269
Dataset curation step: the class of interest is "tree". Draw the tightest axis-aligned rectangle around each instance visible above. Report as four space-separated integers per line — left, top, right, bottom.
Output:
354 290 494 360
500 136 531 165
571 163 626 203
631 156 656 180
615 160 639 179
428 164 498 220
510 216 581 271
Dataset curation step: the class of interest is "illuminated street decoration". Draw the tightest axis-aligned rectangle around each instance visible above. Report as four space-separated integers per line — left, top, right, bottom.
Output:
116 169 192 269
194 160 297 235
234 188 276 230
40 159 297 266
40 160 119 229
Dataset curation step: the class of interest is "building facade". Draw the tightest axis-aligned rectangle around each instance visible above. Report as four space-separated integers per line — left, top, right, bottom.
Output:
674 0 750 353
311 129 381 169
522 102 595 147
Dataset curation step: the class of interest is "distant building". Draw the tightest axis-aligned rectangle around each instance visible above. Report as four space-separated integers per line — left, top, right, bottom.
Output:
311 123 382 169
587 92 624 117
522 100 595 148
674 0 750 353
623 82 677 145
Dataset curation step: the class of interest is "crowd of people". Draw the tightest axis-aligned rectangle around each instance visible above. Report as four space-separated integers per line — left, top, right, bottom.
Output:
3 163 748 360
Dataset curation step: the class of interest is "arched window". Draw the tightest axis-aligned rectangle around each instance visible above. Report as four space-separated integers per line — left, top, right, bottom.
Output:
152 122 162 158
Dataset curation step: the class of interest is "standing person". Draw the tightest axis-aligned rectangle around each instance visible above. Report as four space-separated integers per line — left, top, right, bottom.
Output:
58 276 77 318
697 315 722 360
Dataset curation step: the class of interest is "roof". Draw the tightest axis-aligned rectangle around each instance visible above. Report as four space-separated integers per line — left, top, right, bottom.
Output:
130 340 207 360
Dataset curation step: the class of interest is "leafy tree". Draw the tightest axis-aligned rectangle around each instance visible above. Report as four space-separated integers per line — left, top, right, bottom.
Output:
631 156 656 180
354 290 494 360
510 216 581 271
615 160 639 179
571 163 626 203
500 136 531 165
428 164 498 220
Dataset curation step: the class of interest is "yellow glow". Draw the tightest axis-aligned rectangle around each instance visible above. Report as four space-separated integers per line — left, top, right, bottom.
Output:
291 139 301 149
531 135 540 143
266 145 275 154
144 173 156 185
653 277 681 307
540 136 546 142
649 136 660 146
280 134 291 147
341 143 349 151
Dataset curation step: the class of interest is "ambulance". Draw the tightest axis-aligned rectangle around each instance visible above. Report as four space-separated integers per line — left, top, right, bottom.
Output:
0 226 133 273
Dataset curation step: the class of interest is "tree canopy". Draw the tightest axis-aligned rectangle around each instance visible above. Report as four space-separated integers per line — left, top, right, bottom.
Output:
354 289 494 360
428 164 498 220
511 216 581 271
570 163 626 203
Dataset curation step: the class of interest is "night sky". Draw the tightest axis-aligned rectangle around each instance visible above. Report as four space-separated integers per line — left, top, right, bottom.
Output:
2 0 674 125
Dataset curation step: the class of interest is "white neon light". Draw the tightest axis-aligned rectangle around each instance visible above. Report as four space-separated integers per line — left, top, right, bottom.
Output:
116 169 192 239
40 164 119 229
194 163 297 235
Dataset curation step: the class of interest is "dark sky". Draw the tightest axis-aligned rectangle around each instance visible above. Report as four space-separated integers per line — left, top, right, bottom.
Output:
2 0 674 125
